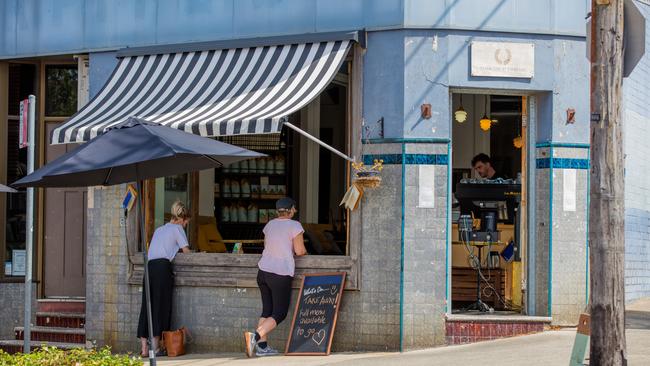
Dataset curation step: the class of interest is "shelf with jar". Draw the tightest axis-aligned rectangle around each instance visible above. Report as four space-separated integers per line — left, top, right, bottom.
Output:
213 180 288 200
222 155 286 175
218 202 282 225
214 149 291 230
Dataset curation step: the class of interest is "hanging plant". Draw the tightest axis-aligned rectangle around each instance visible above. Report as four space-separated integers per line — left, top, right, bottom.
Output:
351 159 383 188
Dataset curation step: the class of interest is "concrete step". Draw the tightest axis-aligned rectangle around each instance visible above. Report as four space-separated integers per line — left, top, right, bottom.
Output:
37 298 85 314
15 326 85 344
0 339 85 354
36 312 85 329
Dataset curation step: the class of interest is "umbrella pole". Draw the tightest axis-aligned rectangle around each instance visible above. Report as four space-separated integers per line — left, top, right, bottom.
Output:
137 178 157 366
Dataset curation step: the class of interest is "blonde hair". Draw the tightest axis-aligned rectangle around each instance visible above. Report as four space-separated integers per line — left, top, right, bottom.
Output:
170 200 190 220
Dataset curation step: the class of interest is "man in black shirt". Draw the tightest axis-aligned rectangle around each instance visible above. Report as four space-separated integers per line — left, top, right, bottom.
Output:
471 153 502 180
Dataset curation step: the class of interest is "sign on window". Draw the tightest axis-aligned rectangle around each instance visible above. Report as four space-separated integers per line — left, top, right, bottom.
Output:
19 99 29 148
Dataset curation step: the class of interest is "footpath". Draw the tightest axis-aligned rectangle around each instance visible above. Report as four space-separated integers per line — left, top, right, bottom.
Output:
159 298 650 366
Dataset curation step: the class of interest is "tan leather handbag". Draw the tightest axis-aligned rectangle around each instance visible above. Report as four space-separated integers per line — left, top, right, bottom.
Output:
162 327 190 357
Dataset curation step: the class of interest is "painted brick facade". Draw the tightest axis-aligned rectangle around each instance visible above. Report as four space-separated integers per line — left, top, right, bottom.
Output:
402 142 448 348
0 284 36 340
534 146 589 324
86 183 403 353
623 1 650 304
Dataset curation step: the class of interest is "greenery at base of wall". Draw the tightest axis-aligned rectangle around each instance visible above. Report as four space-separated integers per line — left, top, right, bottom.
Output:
0 347 143 366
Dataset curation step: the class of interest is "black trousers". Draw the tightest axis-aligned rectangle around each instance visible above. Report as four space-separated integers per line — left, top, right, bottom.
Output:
137 259 173 338
257 269 293 324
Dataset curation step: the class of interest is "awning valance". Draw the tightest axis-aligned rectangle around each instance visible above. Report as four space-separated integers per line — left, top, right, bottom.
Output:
52 32 356 144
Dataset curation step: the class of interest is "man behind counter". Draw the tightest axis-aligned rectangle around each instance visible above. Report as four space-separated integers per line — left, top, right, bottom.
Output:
471 153 503 180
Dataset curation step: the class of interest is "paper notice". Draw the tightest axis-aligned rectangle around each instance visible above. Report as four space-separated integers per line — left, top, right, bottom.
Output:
88 187 94 209
340 184 362 211
418 165 435 208
563 169 576 212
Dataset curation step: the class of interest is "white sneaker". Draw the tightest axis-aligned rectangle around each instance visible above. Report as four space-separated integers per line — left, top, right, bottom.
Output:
256 345 280 357
244 332 257 358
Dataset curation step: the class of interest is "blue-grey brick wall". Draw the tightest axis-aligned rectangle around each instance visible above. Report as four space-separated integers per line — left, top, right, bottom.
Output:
85 185 139 351
534 146 588 324
549 148 588 324
401 142 448 349
535 148 551 317
0 283 37 339
85 170 403 352
623 1 650 304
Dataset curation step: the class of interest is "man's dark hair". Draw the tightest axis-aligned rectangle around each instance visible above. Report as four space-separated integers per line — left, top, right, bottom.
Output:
471 153 491 167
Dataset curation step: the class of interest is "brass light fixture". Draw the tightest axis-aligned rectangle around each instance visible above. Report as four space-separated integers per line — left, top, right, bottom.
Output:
513 105 523 148
513 135 523 149
454 94 467 123
479 96 491 131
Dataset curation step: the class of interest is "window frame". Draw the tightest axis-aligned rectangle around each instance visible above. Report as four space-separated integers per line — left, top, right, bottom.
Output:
128 44 364 290
0 61 39 282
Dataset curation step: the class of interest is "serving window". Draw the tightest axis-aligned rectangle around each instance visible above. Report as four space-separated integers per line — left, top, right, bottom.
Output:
129 45 363 290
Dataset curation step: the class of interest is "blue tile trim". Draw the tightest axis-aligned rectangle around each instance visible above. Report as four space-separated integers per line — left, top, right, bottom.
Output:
535 141 590 149
363 138 450 144
548 146 554 317
399 143 405 352
445 142 451 314
536 158 589 169
363 154 448 165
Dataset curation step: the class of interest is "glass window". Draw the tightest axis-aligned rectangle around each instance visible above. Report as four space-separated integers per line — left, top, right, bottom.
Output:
154 174 190 233
210 82 350 256
4 64 35 278
45 65 78 117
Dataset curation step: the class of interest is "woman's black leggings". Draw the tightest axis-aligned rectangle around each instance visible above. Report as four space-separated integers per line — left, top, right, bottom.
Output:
257 269 293 324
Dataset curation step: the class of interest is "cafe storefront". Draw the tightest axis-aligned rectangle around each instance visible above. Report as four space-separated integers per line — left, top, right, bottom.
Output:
79 32 382 353
78 28 591 353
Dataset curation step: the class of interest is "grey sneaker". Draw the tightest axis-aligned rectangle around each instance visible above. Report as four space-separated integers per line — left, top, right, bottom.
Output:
244 331 257 358
256 345 280 357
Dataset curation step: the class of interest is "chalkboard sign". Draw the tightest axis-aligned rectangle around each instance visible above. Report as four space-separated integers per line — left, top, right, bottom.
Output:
285 272 346 355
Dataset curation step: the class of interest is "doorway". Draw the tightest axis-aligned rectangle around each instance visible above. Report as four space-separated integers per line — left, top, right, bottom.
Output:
43 122 86 298
41 62 86 298
450 93 528 314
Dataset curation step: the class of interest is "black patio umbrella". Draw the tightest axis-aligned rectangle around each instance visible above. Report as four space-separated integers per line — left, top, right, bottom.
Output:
13 117 264 365
0 184 17 193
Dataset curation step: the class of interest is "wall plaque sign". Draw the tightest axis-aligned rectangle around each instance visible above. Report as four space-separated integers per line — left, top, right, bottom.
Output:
471 42 535 78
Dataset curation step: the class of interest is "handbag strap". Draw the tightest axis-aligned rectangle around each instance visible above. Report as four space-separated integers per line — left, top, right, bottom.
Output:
181 327 194 345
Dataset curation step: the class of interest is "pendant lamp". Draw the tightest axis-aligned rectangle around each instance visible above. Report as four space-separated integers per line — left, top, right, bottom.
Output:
454 94 468 123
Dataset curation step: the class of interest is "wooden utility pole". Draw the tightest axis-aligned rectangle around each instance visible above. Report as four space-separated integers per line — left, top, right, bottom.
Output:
589 0 627 365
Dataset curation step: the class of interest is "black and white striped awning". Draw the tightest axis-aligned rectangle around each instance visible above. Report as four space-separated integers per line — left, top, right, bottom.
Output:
51 32 358 144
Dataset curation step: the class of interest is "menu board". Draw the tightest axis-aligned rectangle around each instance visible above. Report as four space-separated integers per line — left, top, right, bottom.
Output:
285 272 346 355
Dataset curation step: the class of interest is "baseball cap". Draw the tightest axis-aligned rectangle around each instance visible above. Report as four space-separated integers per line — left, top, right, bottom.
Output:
276 197 296 211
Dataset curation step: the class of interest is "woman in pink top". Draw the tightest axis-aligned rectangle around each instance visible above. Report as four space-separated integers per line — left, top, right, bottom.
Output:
244 197 307 357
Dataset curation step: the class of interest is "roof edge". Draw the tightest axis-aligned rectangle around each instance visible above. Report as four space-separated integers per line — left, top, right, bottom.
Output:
116 30 365 57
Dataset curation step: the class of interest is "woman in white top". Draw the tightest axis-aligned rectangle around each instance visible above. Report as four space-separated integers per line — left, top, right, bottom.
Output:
244 197 307 357
137 200 191 357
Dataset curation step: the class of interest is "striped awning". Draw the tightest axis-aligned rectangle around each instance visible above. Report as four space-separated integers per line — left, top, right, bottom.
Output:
51 33 356 144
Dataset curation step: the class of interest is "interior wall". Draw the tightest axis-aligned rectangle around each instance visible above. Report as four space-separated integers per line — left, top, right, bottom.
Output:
198 169 214 217
298 96 321 223
320 84 347 224
0 62 7 277
451 94 490 172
